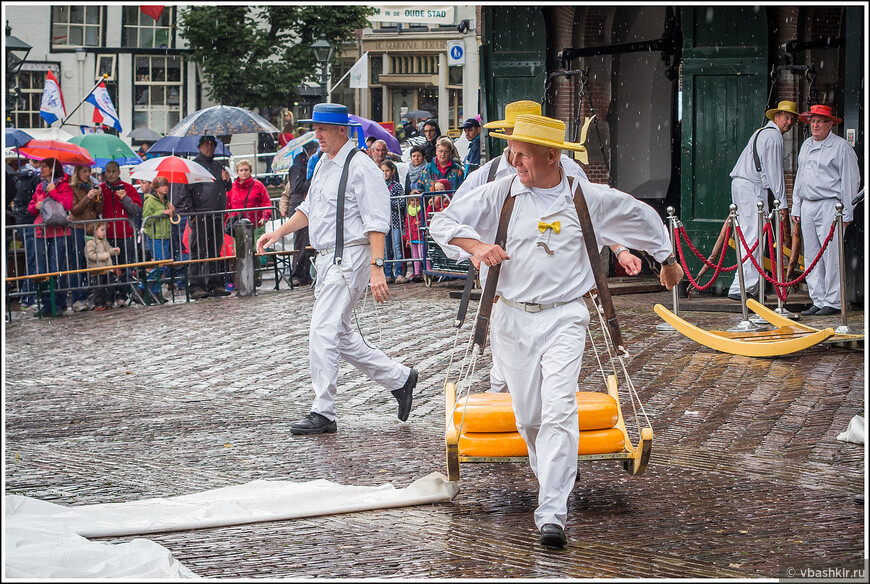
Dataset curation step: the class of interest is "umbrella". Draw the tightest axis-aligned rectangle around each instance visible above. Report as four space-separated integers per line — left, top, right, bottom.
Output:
69 133 142 168
348 115 401 155
129 156 217 184
127 127 162 141
149 134 232 156
271 131 317 174
17 139 95 166
167 105 280 137
404 109 432 120
5 128 33 148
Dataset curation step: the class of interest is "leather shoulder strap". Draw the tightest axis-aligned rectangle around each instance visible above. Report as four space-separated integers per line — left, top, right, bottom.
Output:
568 176 625 353
333 147 360 265
472 177 516 350
456 154 505 327
752 126 776 173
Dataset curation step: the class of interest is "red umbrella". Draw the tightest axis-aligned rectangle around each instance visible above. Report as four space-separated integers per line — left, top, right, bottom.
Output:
129 155 216 184
17 139 95 166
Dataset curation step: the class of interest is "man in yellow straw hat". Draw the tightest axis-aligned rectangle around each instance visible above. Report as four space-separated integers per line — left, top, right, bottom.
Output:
453 101 643 395
430 114 683 548
727 100 799 301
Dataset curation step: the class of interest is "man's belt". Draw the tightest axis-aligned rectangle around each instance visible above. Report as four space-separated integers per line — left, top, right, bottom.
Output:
496 296 575 313
317 239 369 256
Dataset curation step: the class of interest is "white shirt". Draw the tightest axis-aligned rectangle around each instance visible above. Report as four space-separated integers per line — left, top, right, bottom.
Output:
452 148 588 201
429 171 671 305
299 139 391 249
792 132 861 223
729 121 787 207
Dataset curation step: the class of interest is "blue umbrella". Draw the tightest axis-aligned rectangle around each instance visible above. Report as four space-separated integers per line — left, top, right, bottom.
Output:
148 135 232 156
348 115 401 155
5 128 33 148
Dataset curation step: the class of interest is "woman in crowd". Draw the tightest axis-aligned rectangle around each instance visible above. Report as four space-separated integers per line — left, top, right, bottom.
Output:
67 164 103 311
227 159 272 286
405 145 427 196
27 158 73 317
417 136 465 193
380 160 407 284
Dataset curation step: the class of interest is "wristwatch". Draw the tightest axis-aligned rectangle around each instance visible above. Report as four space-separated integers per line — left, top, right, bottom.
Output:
371 257 385 268
662 255 677 266
614 246 630 256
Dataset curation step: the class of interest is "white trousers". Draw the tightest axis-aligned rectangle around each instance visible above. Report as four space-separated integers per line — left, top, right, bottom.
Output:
729 178 767 297
800 199 841 309
309 245 410 420
490 299 589 530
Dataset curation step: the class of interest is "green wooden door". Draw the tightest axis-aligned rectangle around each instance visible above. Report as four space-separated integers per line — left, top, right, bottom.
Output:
680 6 768 279
481 6 547 159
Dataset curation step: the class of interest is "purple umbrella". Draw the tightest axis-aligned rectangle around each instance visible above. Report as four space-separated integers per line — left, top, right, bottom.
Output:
348 115 401 155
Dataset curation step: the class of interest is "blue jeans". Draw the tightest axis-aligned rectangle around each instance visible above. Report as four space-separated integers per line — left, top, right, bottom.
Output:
69 228 90 303
142 236 171 295
384 226 404 279
35 234 69 312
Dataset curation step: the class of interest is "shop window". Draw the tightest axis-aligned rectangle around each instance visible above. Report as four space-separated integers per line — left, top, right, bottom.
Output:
51 6 103 48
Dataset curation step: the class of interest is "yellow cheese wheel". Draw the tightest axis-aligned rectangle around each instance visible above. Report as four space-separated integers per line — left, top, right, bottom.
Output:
458 427 626 458
453 391 619 433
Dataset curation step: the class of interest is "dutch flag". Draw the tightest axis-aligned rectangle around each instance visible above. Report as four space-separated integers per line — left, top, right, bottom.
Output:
86 82 122 132
39 71 66 126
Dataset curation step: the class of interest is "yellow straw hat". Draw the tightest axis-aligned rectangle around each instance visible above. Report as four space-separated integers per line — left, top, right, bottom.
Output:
491 114 587 154
483 100 542 130
765 100 799 121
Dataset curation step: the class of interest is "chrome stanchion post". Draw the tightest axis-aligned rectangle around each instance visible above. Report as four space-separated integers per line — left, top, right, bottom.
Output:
833 203 854 335
657 206 677 332
749 201 770 325
772 199 798 320
727 204 762 332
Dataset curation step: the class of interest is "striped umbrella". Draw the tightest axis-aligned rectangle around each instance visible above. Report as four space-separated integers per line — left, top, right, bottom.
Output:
129 155 216 184
271 131 317 174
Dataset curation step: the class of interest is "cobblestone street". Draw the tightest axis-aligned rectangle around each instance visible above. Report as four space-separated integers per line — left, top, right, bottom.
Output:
4 281 866 578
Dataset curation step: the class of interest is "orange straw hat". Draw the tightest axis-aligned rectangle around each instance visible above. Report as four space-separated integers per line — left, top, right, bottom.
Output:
483 100 542 130
765 100 799 121
798 104 842 125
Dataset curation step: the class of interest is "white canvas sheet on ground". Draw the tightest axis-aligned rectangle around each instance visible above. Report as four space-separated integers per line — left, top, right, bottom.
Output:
5 472 459 579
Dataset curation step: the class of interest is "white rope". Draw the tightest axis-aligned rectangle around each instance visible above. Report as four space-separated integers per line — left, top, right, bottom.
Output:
443 288 484 437
311 260 383 351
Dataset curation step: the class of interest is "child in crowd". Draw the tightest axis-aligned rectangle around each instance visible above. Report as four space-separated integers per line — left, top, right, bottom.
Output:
85 222 120 310
403 195 426 283
139 176 173 302
427 179 451 216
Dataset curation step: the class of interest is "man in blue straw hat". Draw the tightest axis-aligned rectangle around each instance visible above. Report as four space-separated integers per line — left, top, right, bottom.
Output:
258 103 418 435
430 114 682 549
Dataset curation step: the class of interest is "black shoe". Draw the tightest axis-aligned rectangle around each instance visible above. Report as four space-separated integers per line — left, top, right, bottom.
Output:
211 287 231 297
191 289 210 300
540 524 567 548
727 293 742 301
801 305 821 316
392 368 417 422
290 412 337 435
815 306 839 316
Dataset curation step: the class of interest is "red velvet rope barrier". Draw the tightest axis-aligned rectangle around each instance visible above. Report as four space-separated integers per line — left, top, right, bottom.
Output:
735 221 837 290
765 223 787 302
675 224 733 291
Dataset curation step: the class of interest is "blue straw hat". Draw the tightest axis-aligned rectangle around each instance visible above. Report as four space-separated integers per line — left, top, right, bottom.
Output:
299 104 364 148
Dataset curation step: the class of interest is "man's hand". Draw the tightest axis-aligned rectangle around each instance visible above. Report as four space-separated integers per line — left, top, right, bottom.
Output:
659 262 684 290
617 250 642 276
257 231 279 254
370 268 389 303
792 215 800 224
470 241 510 267
221 169 231 182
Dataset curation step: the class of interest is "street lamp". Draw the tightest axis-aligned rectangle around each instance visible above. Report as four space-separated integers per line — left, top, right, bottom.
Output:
311 35 334 104
6 21 32 123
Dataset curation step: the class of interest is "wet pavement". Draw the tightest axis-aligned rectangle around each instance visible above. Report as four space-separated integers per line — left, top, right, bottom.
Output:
4 278 866 578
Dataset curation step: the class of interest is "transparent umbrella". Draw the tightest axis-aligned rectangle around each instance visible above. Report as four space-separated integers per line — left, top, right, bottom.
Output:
166 105 280 137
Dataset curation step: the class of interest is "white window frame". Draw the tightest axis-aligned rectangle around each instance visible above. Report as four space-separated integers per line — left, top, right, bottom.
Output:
132 55 184 135
51 6 103 48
